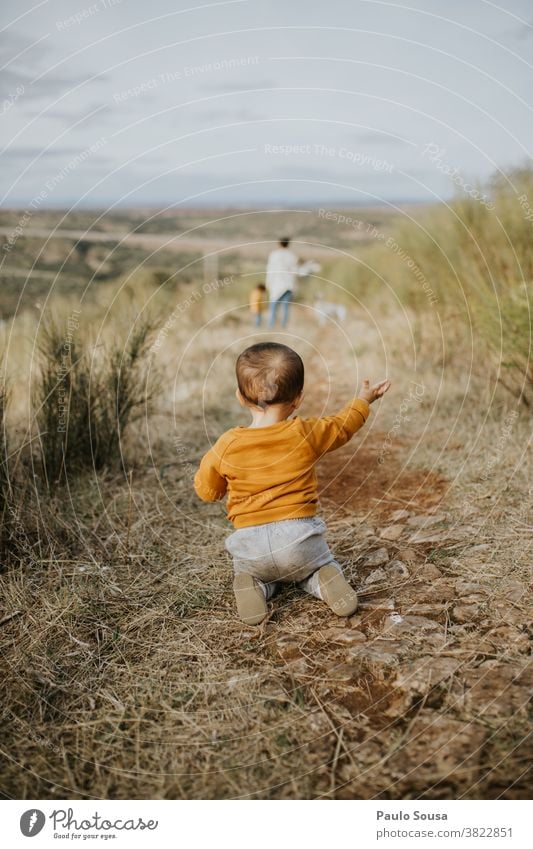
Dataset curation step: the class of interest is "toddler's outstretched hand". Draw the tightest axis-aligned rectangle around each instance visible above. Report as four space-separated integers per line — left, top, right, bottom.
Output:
358 378 391 404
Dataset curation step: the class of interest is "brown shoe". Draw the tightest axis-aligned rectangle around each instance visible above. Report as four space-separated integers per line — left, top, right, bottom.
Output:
318 565 358 616
233 573 268 625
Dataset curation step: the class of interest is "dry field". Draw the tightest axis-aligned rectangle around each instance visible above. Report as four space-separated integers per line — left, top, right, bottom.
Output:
0 266 531 799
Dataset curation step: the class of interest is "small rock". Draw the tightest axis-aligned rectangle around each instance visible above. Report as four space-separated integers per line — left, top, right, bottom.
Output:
365 547 390 567
320 628 366 645
408 529 455 544
402 602 447 616
364 567 387 585
486 625 530 654
397 547 422 565
407 513 447 528
347 643 402 668
396 656 461 695
380 524 405 541
348 614 363 628
455 580 486 596
423 632 449 649
415 563 443 580
275 637 303 662
390 509 410 521
492 601 528 626
405 582 456 603
289 659 309 675
382 614 441 636
326 619 352 629
327 663 359 682
452 601 485 624
358 597 396 611
386 560 410 580
464 544 491 554
341 631 367 644
389 612 403 624
385 657 462 716
500 581 525 603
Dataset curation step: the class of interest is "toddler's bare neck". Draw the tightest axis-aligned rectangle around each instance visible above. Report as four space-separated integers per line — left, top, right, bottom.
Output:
247 401 296 428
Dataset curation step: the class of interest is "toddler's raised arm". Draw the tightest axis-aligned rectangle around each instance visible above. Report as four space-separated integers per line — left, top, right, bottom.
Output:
299 397 370 456
299 379 390 457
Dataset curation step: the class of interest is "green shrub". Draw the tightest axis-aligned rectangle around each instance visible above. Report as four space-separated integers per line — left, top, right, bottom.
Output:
0 381 35 566
35 316 160 486
0 381 13 560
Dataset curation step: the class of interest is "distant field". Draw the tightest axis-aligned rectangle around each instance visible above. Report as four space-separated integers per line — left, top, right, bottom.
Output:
0 206 402 318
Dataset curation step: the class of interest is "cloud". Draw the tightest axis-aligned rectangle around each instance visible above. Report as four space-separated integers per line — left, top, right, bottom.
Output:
510 20 533 39
3 66 105 105
3 67 33 90
1 146 83 160
30 103 112 122
199 79 278 93
0 29 51 66
272 164 395 183
353 131 412 147
1 147 113 174
2 28 106 104
197 107 262 124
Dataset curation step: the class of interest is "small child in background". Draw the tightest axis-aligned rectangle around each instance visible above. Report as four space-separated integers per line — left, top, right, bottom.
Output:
194 342 390 625
249 283 267 327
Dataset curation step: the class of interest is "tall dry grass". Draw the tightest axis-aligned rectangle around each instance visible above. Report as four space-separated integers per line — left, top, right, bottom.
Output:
0 380 16 563
323 166 533 404
0 380 41 572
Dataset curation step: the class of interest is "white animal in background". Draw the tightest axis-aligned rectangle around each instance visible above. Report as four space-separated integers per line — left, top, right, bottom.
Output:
314 294 347 326
297 259 321 277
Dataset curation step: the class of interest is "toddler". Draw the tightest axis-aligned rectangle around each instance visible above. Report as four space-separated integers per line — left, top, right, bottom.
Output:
249 282 267 327
194 342 390 625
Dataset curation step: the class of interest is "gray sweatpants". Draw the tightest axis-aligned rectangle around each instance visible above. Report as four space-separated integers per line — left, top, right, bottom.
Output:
225 516 342 600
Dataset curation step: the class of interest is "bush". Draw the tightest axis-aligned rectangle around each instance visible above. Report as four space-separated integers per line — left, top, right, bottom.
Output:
0 381 35 567
0 381 14 561
35 315 160 487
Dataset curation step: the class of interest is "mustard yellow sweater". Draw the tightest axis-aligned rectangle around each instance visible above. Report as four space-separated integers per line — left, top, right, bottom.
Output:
249 287 266 314
194 398 370 528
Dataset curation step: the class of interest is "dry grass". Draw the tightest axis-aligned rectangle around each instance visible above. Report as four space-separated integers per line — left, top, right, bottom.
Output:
324 168 533 406
0 286 531 799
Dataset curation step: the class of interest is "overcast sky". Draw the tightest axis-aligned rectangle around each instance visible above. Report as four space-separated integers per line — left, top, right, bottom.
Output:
2 0 533 208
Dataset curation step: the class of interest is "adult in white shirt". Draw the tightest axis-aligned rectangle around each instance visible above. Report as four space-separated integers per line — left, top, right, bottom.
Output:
265 237 299 328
